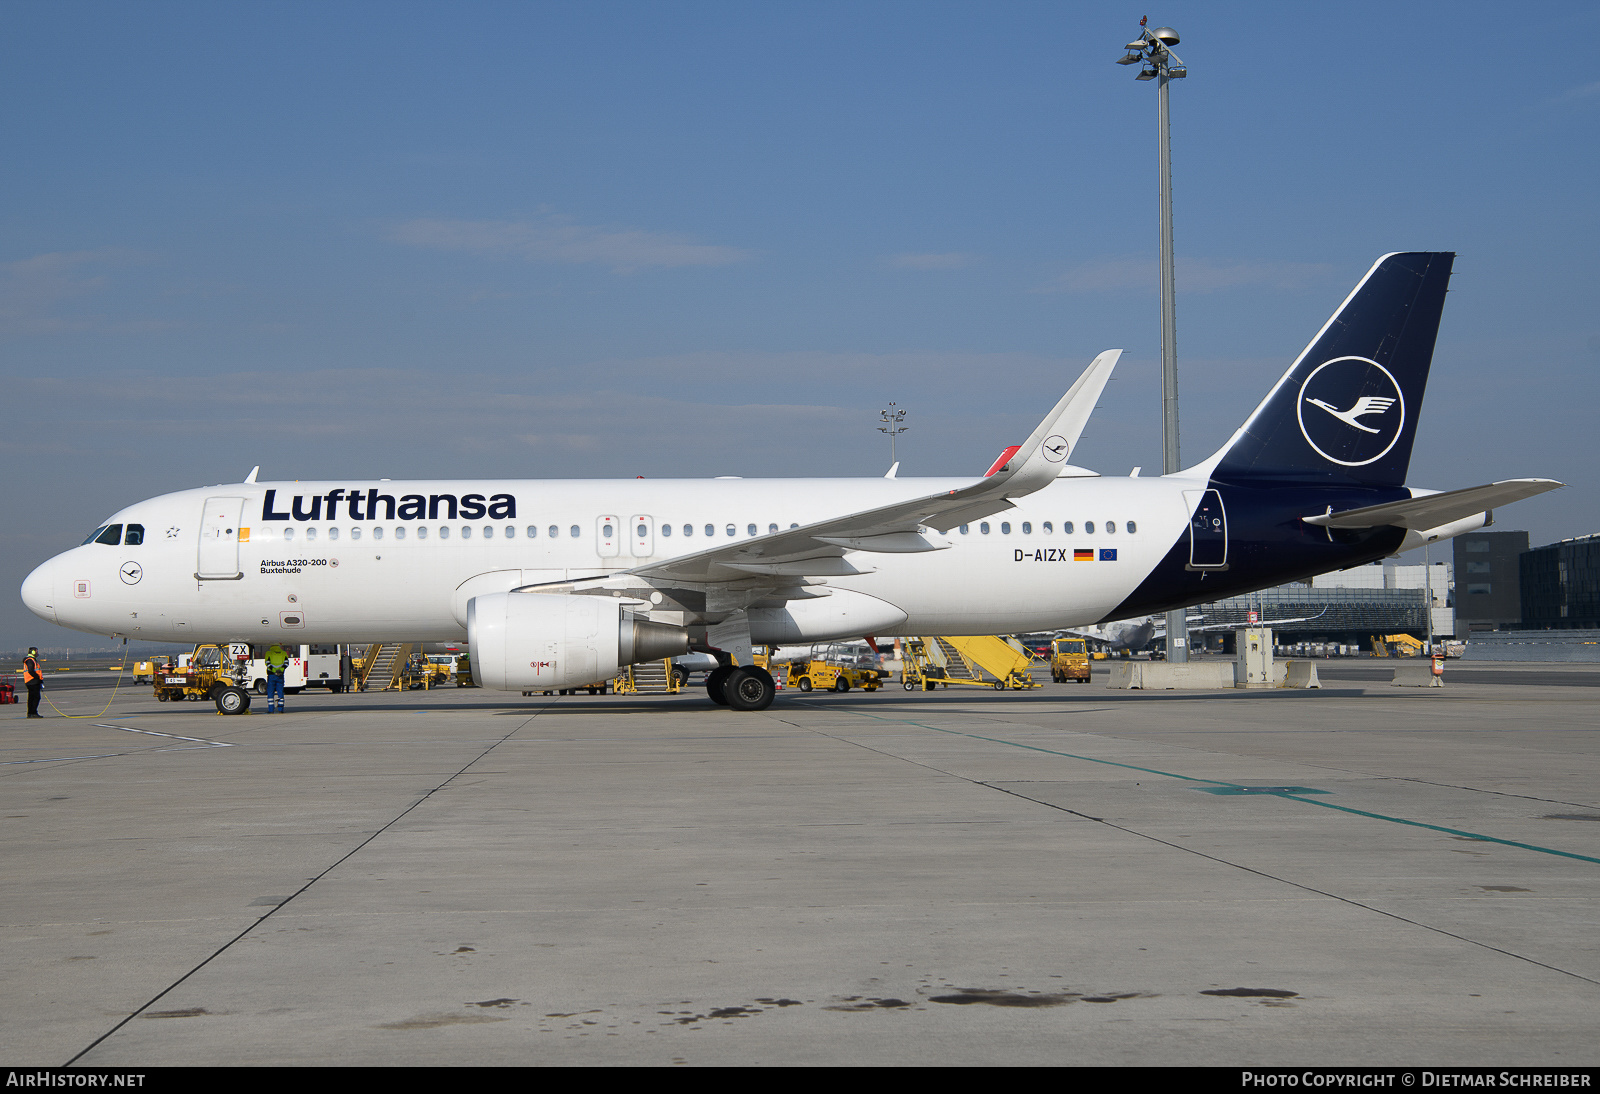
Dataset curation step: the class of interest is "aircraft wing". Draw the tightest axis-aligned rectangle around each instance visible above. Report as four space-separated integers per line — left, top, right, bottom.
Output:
1302 479 1562 530
543 351 1120 603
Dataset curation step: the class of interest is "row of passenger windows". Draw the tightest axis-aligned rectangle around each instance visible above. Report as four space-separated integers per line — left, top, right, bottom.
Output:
282 524 547 542
960 521 1136 535
276 522 810 542
658 523 794 538
87 517 1136 547
274 519 1136 542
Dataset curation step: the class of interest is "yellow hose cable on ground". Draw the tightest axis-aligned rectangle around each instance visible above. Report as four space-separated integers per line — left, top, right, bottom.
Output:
41 638 130 720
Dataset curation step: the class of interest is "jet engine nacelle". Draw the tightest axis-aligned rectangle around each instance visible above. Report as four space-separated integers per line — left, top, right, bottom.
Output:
467 592 689 691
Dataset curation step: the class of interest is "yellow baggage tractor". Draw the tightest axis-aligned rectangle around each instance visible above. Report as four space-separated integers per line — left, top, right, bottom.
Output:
786 658 882 693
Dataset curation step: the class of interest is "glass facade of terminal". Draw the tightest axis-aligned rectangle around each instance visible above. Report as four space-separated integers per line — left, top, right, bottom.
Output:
1521 534 1600 628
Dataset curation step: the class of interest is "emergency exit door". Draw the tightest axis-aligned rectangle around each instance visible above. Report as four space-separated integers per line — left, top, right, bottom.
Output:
197 497 245 580
595 515 621 558
629 515 654 558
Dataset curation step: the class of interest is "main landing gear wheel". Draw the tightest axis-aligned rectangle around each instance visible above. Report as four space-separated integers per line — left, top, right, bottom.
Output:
215 686 251 715
706 666 733 706
724 667 776 712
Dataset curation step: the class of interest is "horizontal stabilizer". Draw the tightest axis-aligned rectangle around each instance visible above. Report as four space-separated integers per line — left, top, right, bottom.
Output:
1303 479 1563 529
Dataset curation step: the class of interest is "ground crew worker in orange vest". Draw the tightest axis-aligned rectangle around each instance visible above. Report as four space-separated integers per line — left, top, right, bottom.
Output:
23 647 44 718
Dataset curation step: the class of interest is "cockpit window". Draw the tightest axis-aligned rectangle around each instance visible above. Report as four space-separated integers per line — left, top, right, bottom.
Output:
124 524 145 545
94 525 124 546
82 526 109 545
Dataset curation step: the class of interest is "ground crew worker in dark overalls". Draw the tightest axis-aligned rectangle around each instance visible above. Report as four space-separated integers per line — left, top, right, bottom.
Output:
23 647 44 718
265 644 289 713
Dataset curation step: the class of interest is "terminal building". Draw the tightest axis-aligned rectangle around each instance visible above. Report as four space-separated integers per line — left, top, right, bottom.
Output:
1180 529 1600 655
1519 533 1600 629
1191 561 1447 651
1452 530 1529 635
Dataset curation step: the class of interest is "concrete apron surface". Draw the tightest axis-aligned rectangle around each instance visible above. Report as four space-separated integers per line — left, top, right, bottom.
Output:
2 667 1597 1066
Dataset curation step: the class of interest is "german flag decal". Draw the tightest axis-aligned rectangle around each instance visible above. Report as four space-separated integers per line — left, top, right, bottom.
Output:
1100 548 1117 561
1074 549 1094 561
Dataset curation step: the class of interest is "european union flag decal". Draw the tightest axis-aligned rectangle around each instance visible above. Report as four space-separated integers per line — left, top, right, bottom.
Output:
1100 548 1117 561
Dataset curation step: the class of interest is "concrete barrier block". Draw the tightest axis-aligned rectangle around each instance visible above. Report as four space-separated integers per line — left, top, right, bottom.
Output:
1283 661 1321 689
1392 663 1444 687
1107 662 1235 690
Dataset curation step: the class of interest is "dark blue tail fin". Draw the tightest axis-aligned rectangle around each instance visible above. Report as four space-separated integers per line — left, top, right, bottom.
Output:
1210 251 1454 486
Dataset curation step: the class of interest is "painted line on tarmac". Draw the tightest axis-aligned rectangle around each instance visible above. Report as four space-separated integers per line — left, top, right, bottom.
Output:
830 706 1600 867
94 723 235 748
0 726 236 765
1 752 136 766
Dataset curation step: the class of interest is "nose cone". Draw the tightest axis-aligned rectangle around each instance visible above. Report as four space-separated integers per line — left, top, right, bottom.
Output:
20 558 57 624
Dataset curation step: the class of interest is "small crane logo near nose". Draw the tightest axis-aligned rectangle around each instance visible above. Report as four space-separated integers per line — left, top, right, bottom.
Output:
121 562 143 585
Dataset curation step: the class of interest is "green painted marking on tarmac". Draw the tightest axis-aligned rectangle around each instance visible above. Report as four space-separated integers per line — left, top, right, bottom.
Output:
1270 794 1600 865
833 708 1600 867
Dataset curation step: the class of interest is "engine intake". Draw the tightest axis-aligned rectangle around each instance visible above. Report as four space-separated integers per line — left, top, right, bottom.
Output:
468 592 689 691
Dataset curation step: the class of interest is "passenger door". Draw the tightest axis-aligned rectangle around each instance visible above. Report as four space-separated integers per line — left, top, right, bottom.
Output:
1186 489 1228 570
197 497 245 579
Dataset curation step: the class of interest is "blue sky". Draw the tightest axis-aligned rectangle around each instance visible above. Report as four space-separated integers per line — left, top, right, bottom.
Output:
4 1 1597 649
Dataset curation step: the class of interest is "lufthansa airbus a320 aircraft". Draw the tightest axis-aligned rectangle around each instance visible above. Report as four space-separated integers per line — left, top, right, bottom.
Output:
20 253 1561 711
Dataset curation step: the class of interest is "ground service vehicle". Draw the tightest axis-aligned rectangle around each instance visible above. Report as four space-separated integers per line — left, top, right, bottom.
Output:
786 658 881 693
1051 637 1091 683
153 643 253 714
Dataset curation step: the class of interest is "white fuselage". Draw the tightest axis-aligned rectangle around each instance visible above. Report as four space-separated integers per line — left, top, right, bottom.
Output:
22 474 1195 646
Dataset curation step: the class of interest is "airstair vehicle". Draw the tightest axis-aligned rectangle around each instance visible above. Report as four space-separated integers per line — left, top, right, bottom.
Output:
614 658 683 695
356 643 410 691
901 636 1042 691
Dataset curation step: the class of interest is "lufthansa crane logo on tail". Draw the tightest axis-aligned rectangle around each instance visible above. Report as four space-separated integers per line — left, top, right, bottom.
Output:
1041 435 1070 463
1296 356 1406 467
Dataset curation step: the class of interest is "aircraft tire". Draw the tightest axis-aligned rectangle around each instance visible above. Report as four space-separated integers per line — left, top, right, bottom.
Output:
724 667 775 712
706 666 733 706
215 686 250 715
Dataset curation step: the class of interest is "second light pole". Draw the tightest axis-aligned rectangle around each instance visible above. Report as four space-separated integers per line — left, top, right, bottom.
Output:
1118 20 1190 661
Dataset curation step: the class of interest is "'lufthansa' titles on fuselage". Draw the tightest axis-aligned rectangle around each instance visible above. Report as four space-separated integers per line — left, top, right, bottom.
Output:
261 489 517 522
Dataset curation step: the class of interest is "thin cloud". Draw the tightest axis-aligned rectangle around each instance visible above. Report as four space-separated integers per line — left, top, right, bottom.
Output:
1552 80 1600 103
1040 256 1336 294
0 249 153 334
388 215 751 273
883 252 974 270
